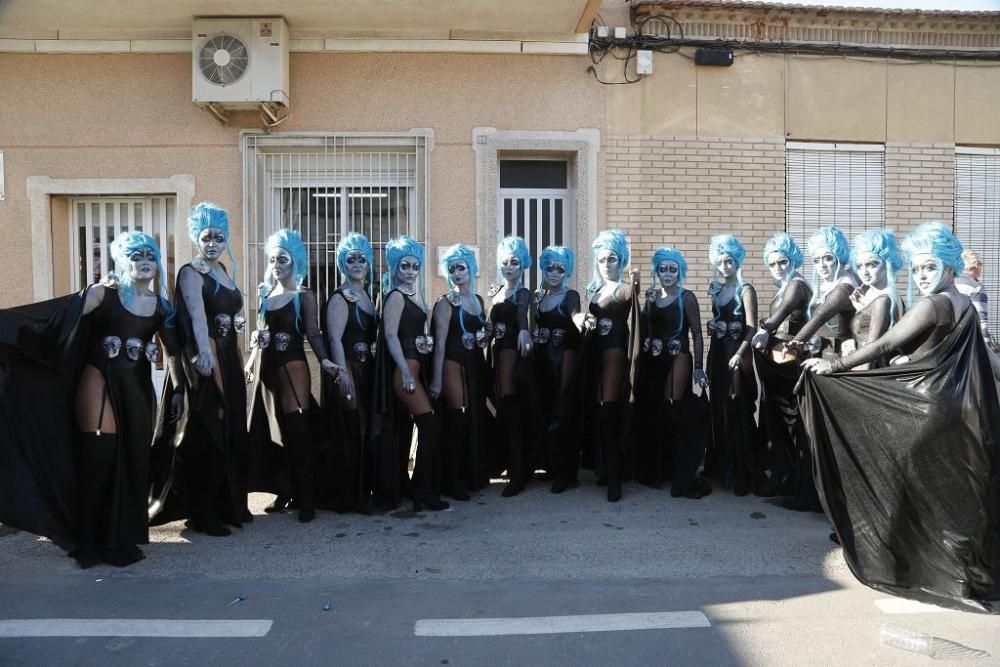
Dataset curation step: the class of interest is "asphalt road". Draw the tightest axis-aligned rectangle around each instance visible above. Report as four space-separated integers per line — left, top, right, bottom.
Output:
2 478 998 665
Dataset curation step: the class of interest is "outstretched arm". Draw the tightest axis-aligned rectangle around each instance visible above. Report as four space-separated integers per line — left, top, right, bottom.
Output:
301 290 338 377
683 290 707 386
804 298 938 374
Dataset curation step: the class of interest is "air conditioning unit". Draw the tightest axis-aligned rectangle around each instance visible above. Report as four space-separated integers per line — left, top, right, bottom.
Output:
192 17 289 109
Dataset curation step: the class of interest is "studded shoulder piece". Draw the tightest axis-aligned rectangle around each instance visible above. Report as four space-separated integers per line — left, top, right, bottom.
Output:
445 291 462 307
191 257 211 275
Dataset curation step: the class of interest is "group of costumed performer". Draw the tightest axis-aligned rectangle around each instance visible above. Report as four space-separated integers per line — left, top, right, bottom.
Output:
799 221 1000 613
1 230 182 568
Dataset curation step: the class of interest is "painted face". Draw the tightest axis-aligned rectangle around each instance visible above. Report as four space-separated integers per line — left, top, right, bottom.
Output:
448 260 470 287
542 262 566 289
198 227 226 260
766 252 793 283
268 248 293 283
657 260 680 289
128 247 157 281
344 250 368 281
911 252 948 296
716 254 737 280
396 254 420 287
499 253 522 281
597 249 620 281
856 252 887 289
813 250 839 281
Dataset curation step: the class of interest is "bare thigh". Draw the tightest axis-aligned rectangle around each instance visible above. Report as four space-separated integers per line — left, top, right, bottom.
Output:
75 365 117 433
496 348 518 396
277 360 311 414
393 359 432 416
600 348 626 403
443 359 466 410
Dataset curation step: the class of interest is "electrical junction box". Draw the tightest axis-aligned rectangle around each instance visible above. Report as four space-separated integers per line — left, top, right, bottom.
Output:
636 50 653 75
614 26 627 39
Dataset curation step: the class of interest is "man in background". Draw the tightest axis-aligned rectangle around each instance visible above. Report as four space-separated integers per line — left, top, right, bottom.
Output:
956 249 997 351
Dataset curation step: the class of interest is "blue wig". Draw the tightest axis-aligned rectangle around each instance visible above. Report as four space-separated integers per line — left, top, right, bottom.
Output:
763 232 804 271
806 226 852 315
588 229 630 293
188 202 238 293
707 234 747 316
496 236 533 288
539 245 575 289
852 229 904 323
336 232 374 290
440 243 483 334
651 246 688 287
109 231 174 325
259 228 310 332
440 243 479 295
901 220 964 304
384 235 425 290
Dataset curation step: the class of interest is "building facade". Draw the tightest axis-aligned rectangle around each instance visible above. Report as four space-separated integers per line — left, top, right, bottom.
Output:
1 0 998 340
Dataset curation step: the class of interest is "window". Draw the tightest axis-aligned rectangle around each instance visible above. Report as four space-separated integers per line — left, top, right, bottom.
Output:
498 159 571 291
70 196 176 295
955 146 1000 340
786 142 885 244
243 132 430 315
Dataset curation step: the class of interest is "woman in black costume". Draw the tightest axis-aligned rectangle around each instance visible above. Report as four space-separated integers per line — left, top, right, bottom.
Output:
246 229 340 523
489 236 536 497
320 233 377 514
780 226 858 510
750 232 812 497
429 244 490 501
377 236 448 512
532 245 583 494
704 234 758 497
150 203 248 536
580 229 639 502
801 221 1000 612
844 229 904 368
635 247 710 498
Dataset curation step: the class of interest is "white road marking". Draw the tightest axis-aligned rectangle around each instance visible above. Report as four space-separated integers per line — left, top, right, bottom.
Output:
415 611 711 637
0 619 273 638
875 599 956 614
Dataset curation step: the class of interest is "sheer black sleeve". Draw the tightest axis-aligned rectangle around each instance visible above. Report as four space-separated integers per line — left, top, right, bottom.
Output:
794 283 854 343
300 290 330 362
832 298 938 372
515 287 531 331
682 290 704 370
864 295 893 347
563 290 581 318
762 279 811 333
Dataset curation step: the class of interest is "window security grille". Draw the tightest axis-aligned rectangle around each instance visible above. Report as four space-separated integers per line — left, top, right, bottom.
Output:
70 196 176 295
786 142 885 248
242 132 430 321
955 146 1000 340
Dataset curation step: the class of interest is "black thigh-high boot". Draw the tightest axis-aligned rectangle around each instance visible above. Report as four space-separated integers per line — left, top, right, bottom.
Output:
342 408 369 513
499 395 527 497
283 410 317 522
598 402 623 502
411 412 449 511
184 420 231 536
443 408 471 501
75 432 118 568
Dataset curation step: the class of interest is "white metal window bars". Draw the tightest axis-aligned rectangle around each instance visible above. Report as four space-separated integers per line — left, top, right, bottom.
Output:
498 190 570 293
69 195 176 382
242 132 430 332
785 141 886 244
955 146 1000 341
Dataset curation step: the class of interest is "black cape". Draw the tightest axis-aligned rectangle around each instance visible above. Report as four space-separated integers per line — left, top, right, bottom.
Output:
0 292 89 551
801 306 1000 613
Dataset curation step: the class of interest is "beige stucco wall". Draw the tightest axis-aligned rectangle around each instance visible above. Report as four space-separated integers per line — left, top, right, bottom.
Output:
0 52 604 306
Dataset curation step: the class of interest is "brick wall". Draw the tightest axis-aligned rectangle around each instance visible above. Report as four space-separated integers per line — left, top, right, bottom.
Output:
885 142 955 238
604 135 786 320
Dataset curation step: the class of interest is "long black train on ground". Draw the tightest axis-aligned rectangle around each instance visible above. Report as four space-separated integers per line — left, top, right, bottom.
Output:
802 292 1000 612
